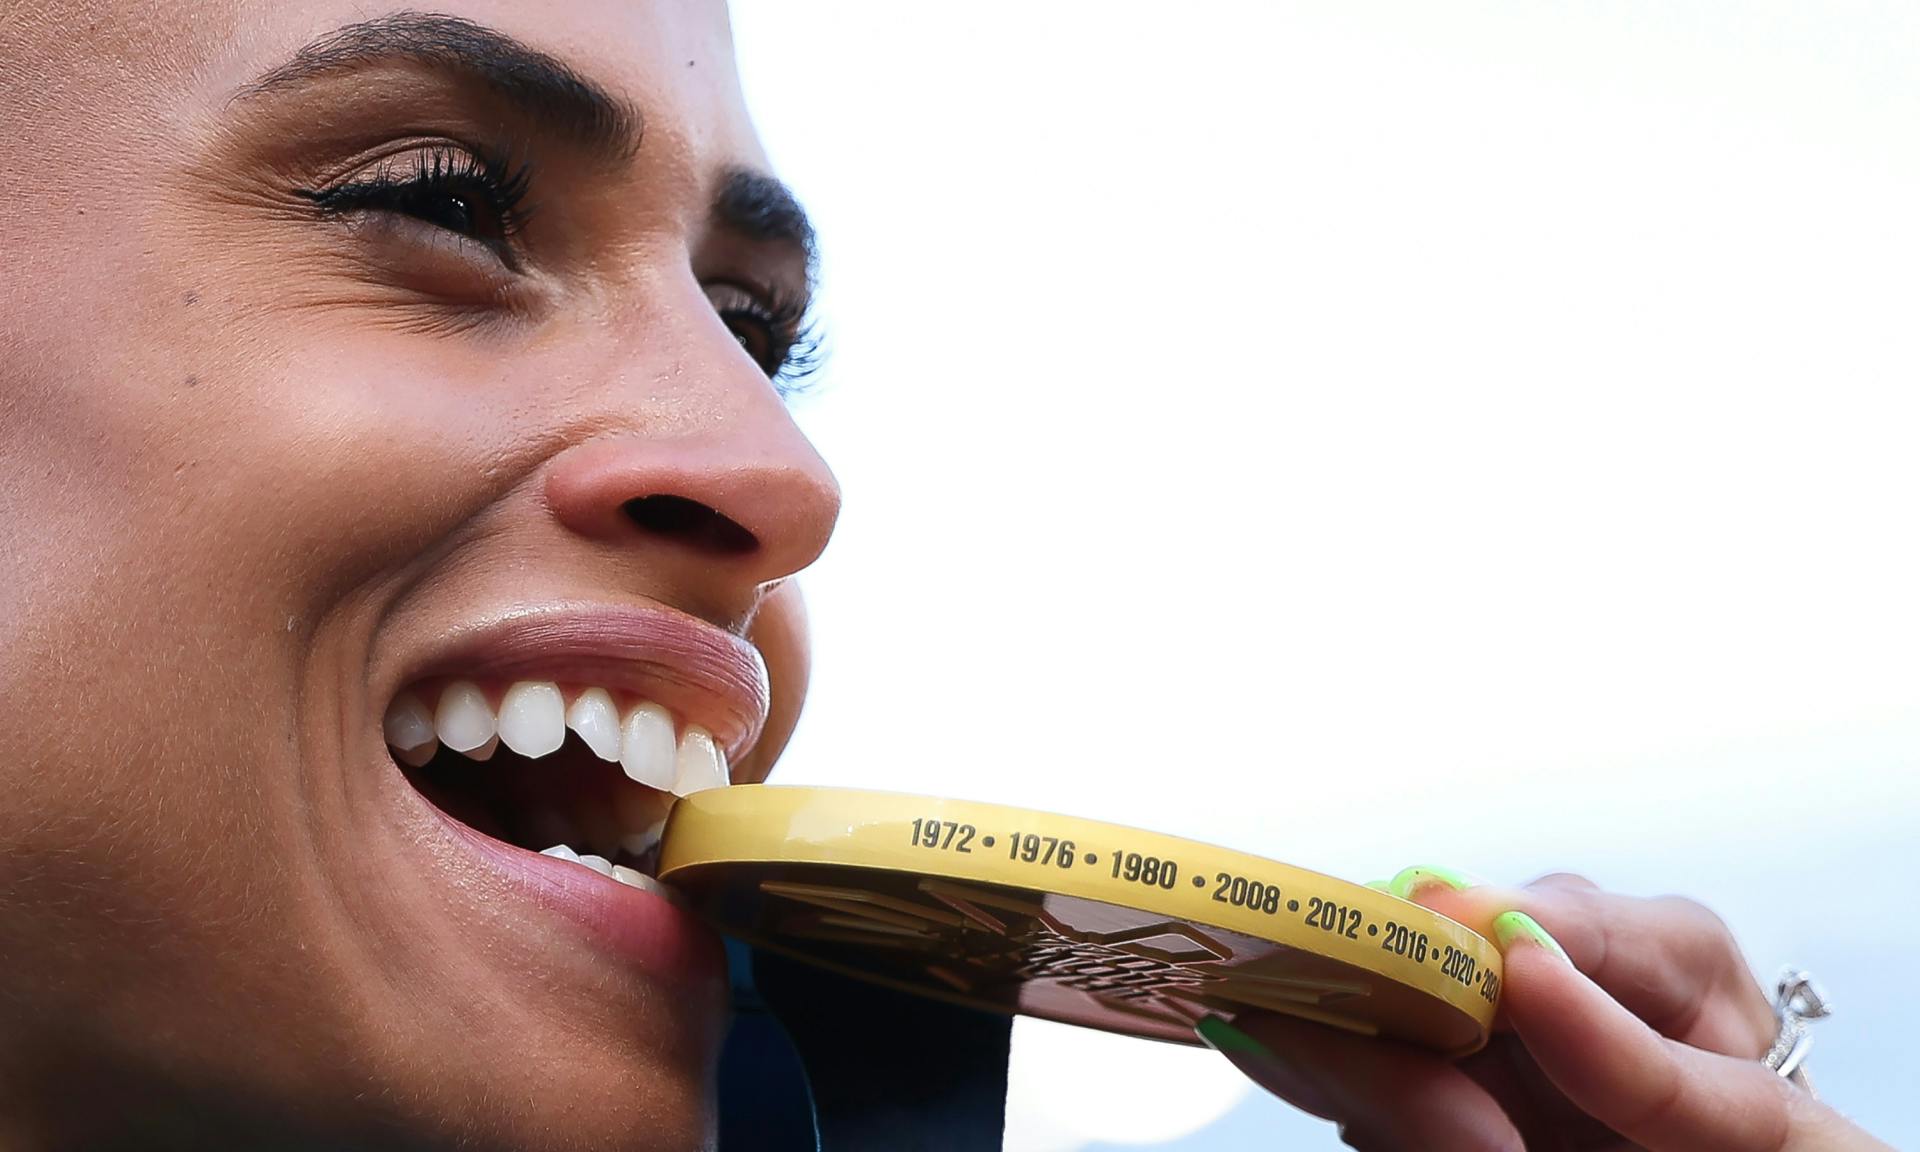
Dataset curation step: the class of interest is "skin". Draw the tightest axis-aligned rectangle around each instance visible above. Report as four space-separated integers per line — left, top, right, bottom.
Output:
1 2 835 1148
0 4 1899 1151
1214 873 1898 1151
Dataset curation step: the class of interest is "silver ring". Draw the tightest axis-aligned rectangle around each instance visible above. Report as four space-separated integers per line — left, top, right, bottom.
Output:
1763 969 1830 1092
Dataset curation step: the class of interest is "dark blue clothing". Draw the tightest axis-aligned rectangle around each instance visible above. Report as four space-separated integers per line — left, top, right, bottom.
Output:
718 940 1011 1151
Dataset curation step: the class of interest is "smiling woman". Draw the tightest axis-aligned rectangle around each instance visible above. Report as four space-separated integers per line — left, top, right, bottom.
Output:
7 5 1911 1152
0 3 835 1149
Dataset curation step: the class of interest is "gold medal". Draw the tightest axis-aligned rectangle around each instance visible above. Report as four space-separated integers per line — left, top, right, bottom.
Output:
660 786 1501 1055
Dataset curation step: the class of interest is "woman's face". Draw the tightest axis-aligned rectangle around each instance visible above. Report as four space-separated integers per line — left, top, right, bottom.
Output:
0 2 837 1147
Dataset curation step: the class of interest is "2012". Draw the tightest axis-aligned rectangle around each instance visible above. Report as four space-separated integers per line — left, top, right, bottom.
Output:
1306 896 1362 938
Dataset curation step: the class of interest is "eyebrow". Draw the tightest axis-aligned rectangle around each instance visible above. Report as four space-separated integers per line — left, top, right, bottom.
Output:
242 13 818 273
240 12 641 160
713 168 819 276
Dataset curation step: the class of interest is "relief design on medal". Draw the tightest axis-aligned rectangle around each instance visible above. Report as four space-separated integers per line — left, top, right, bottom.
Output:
757 876 1380 1037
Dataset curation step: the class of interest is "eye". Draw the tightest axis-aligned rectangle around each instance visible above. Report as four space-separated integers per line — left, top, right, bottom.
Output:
703 280 820 388
383 178 487 238
300 145 531 258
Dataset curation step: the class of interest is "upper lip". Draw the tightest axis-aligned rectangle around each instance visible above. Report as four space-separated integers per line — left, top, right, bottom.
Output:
392 602 770 760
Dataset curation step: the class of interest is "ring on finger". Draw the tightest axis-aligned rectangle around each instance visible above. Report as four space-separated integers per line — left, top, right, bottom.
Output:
1763 968 1830 1094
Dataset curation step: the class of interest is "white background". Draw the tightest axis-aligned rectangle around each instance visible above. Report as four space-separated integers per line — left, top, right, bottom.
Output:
729 3 1920 1148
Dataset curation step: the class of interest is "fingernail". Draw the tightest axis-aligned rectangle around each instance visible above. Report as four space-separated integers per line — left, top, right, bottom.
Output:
1363 879 1392 892
1492 910 1569 961
1195 1014 1270 1056
1386 864 1481 900
1194 1015 1339 1117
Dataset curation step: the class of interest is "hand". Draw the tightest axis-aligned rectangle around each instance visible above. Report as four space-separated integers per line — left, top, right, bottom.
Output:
1198 868 1895 1151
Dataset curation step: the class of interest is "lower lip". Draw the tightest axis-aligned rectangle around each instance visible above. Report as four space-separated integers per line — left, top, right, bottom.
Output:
433 806 727 990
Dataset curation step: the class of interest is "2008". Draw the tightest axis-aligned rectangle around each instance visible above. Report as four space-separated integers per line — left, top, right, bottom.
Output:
1212 872 1282 913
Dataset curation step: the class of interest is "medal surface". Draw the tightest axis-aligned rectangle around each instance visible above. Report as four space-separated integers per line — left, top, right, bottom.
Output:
661 786 1500 1053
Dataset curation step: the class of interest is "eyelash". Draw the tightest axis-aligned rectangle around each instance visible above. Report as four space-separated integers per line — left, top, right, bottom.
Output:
773 321 825 397
300 146 533 257
300 148 824 393
710 281 826 396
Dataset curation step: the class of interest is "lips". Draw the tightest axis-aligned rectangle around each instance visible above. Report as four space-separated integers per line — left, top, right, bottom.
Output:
397 605 770 759
377 603 764 974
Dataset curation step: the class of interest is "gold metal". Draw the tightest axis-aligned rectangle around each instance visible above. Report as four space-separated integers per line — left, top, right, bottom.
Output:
660 786 1501 1054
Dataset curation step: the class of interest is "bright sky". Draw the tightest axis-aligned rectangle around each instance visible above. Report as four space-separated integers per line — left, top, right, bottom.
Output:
729 4 1920 1148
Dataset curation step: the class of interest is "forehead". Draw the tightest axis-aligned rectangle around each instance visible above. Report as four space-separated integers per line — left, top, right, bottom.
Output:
200 0 765 173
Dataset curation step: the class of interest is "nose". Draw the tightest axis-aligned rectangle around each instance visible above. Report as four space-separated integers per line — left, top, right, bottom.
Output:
543 398 841 600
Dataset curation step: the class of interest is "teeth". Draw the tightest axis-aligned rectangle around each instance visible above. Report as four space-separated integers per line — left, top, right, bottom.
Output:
577 853 615 877
394 739 439 767
434 680 496 753
397 677 718 862
672 725 729 796
619 702 677 790
541 844 654 890
385 692 441 766
620 819 667 859
383 693 437 751
497 680 565 758
565 687 622 761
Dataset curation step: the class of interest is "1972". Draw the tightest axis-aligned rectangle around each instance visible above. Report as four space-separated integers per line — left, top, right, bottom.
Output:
909 817 975 853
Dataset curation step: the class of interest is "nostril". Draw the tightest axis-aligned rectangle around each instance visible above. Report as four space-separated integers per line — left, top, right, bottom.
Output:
621 494 759 556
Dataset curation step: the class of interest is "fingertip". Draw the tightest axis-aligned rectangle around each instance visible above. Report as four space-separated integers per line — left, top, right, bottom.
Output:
1218 1012 1523 1149
1194 1013 1271 1058
1195 1014 1340 1119
1385 864 1483 900
1492 910 1569 961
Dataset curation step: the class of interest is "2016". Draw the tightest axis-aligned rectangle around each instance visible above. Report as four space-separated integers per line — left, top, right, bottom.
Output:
1379 920 1430 962
1213 872 1282 913
909 818 975 853
1007 832 1075 868
1109 851 1178 889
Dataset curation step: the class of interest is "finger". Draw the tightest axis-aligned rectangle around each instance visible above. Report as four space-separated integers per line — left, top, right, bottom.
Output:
1196 1014 1524 1152
1497 927 1800 1152
1453 1034 1627 1145
1389 867 1774 1056
1525 870 1601 893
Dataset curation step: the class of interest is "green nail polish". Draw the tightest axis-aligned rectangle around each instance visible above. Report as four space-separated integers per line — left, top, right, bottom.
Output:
1194 1014 1271 1058
1363 879 1392 892
1386 864 1480 900
1492 911 1569 961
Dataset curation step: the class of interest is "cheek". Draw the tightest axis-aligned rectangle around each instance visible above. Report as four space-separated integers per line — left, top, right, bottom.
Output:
0 321 526 843
147 323 552 601
0 316 570 1043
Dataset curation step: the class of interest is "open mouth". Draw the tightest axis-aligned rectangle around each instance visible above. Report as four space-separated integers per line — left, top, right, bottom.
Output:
383 678 731 888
